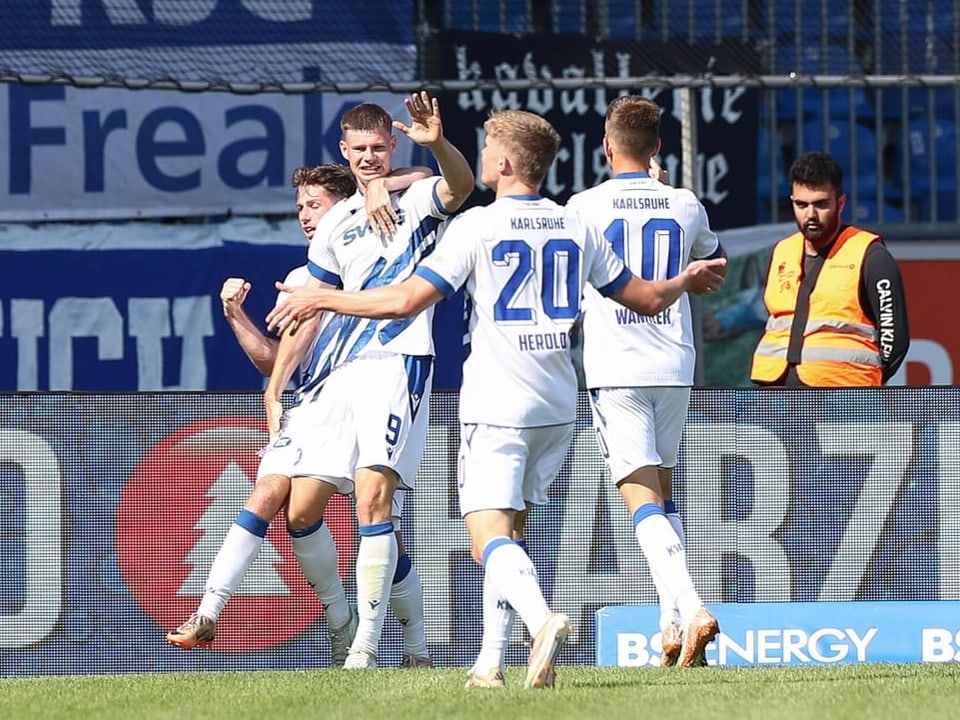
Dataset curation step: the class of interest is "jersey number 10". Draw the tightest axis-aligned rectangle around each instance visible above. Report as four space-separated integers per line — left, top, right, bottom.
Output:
605 217 683 280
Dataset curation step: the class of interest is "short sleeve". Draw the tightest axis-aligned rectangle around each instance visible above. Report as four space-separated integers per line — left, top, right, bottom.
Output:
415 211 479 295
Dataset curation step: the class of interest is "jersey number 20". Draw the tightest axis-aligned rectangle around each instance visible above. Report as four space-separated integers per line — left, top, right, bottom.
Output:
492 238 581 322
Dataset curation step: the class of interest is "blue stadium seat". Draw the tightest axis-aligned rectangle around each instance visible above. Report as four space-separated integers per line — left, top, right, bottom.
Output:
876 0 954 35
873 32 955 75
606 0 639 38
847 199 905 225
702 0 751 38
917 191 959 222
446 1 474 31
802 120 883 195
773 45 862 78
651 1 685 38
756 124 789 222
901 116 957 194
768 3 865 42
874 87 911 121
869 31 957 119
653 0 746 40
773 45 873 121
446 0 531 33
475 0 530 33
475 0 498 32
890 116 958 219
877 0 916 34
874 87 960 126
553 0 584 34
776 86 875 123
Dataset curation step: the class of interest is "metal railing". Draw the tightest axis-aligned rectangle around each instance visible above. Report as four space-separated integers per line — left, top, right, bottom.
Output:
420 0 960 235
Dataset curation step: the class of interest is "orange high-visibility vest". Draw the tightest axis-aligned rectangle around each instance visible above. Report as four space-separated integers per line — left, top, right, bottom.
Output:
750 226 883 387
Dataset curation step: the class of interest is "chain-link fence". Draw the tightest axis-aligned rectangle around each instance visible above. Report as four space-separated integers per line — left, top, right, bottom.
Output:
1 0 958 231
420 0 960 230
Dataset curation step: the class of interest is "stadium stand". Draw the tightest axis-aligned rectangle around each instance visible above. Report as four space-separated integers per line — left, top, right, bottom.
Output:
801 120 883 194
1 0 958 227
772 44 874 122
755 122 789 224
900 115 959 221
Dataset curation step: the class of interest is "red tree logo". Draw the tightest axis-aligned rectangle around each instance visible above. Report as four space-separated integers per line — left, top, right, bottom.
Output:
116 418 355 651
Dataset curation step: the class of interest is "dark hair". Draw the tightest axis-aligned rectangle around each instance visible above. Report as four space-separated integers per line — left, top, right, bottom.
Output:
290 163 356 199
789 151 844 193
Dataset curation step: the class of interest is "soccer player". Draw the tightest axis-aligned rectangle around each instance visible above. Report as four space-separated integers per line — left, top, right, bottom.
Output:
267 109 726 687
263 92 474 669
566 95 724 667
166 163 434 668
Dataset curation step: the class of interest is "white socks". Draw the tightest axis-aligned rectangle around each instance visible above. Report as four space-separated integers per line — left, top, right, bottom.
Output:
390 555 428 657
662 500 686 628
472 573 516 674
481 537 550 639
289 518 350 629
632 503 703 625
197 509 267 621
351 523 397 657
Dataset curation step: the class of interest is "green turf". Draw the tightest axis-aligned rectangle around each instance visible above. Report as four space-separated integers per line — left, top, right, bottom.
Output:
2 664 959 720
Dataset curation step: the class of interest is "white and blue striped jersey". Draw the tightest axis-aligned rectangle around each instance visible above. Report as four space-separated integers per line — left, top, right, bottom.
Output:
567 171 722 388
296 177 451 402
414 195 630 427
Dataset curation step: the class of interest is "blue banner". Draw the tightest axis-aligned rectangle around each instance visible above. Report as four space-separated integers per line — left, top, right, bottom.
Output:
0 221 465 391
0 1 415 84
596 602 960 666
0 88 419 222
0 1 413 50
434 30 761 230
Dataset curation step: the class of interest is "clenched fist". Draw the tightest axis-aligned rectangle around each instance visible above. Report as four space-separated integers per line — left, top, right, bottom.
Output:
220 277 252 318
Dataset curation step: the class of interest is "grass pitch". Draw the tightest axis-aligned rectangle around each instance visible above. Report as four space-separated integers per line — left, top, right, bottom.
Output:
2 663 958 720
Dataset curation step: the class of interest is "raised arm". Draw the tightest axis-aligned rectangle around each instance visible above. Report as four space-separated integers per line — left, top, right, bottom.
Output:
220 277 277 376
380 165 433 192
393 91 474 213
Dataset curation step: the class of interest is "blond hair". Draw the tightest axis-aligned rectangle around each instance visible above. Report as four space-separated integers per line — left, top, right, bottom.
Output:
483 109 560 188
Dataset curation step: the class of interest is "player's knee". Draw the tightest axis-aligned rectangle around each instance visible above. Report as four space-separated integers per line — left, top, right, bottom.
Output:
355 495 392 525
286 506 323 531
354 469 396 524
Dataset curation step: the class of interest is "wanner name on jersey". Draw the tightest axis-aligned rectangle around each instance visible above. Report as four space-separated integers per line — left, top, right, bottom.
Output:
615 307 672 325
